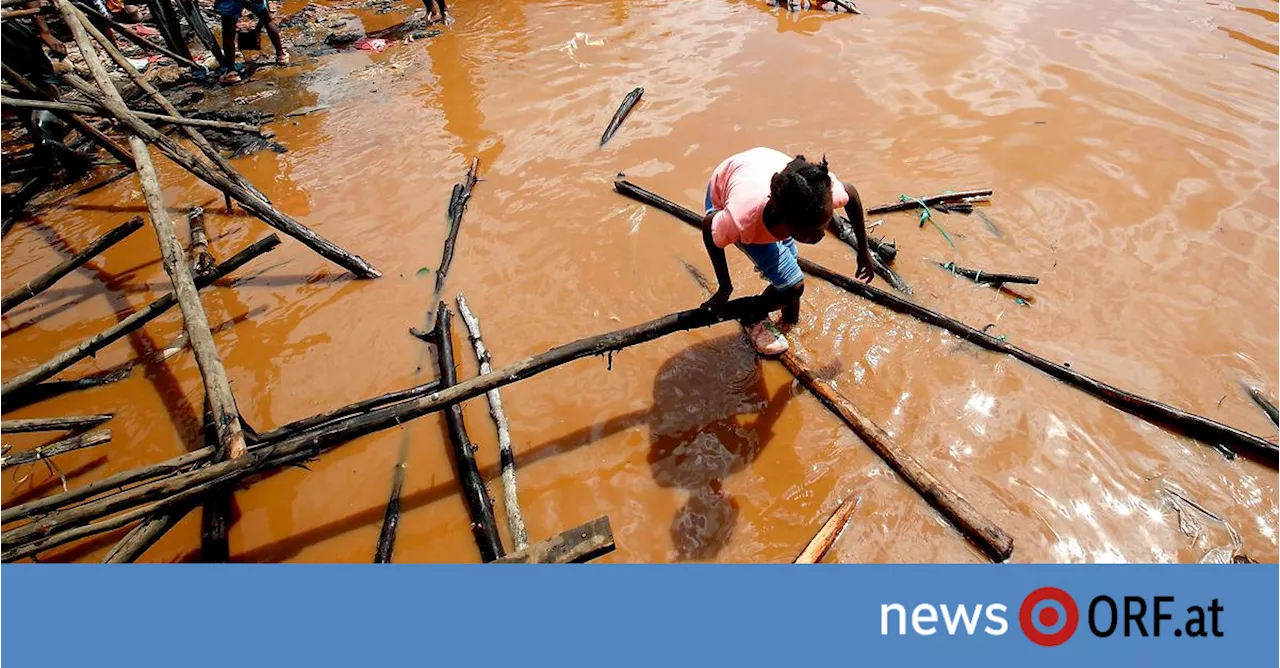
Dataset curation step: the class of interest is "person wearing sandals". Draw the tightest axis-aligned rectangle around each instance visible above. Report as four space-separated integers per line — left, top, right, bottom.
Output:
700 148 875 355
215 0 289 84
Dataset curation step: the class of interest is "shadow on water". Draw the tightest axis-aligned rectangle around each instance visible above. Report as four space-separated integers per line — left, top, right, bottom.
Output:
218 333 795 562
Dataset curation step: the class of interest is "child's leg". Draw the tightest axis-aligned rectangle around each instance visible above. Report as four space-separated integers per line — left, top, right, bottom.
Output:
253 3 288 61
215 3 239 73
739 240 804 324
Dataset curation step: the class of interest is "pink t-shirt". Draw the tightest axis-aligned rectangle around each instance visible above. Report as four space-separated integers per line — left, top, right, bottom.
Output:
708 147 849 248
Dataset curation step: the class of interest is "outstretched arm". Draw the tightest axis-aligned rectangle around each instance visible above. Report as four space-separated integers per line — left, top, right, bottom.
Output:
701 211 734 308
841 180 874 283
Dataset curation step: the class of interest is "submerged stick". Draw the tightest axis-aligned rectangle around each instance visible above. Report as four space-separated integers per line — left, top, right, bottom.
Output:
1 293 771 554
780 350 1013 561
794 496 859 564
1 429 112 469
613 176 1277 465
437 304 505 561
599 87 643 146
867 189 992 216
0 236 281 399
493 516 615 564
937 261 1038 286
1 217 143 314
1 414 113 434
416 157 480 338
0 366 133 411
0 97 264 135
457 293 528 550
1243 384 1279 427
684 263 1012 562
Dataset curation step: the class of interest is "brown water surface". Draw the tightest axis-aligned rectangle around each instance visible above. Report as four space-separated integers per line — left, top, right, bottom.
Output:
2 0 1277 563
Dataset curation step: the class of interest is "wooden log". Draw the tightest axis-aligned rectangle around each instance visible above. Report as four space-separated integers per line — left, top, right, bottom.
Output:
613 176 1278 465
682 263 1012 561
599 87 642 147
1 429 112 469
1 293 772 553
1 414 113 433
937 262 1039 286
1 63 135 169
798 260 1278 464
187 206 216 277
62 1 247 463
1 7 48 19
827 0 862 15
457 293 528 550
1 445 210 525
72 6 270 209
0 236 281 399
829 216 908 292
259 380 443 443
794 496 859 564
1243 385 1279 427
866 189 992 216
493 516 614 564
4 378 442 527
1 217 143 314
71 1 202 70
415 158 479 338
58 72 379 279
780 350 1013 561
102 503 195 563
1 366 133 412
437 304 505 561
0 97 265 135
3 467 232 562
1 0 34 8
372 445 408 563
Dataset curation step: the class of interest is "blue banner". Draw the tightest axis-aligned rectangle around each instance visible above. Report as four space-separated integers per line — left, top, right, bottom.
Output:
2 565 1275 666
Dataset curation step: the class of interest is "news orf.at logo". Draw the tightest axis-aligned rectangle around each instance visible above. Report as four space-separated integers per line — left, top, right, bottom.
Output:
1019 587 1079 646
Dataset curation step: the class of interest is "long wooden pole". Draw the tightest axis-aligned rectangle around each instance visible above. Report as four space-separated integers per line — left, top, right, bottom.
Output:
103 504 194 563
57 1 247 462
0 236 280 399
794 497 859 564
1 294 772 554
457 293 528 550
682 263 1013 562
1 217 143 313
1 414 113 433
0 97 265 135
612 177 1278 465
1 430 112 469
1 379 442 525
437 303 504 561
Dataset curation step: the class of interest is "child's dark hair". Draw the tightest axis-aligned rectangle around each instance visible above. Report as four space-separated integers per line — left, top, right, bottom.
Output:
770 154 832 230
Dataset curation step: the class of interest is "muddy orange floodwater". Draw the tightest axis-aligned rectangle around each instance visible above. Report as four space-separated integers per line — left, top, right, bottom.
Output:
2 0 1277 563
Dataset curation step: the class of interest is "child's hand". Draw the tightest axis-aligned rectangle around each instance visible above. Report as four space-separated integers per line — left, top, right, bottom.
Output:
700 288 733 311
856 253 875 284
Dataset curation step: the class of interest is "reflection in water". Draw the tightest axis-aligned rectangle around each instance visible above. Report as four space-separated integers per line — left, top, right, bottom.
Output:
0 0 1276 564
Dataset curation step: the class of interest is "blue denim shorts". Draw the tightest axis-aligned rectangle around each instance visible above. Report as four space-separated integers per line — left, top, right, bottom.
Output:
706 185 804 290
215 0 268 18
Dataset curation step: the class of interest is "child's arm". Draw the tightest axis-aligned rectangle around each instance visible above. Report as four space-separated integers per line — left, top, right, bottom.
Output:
701 211 734 308
841 180 875 283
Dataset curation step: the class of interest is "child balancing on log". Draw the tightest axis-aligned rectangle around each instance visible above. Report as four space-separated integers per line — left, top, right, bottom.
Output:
700 147 874 355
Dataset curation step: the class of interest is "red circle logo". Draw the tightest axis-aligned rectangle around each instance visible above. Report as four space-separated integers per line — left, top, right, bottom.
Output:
1020 587 1079 646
